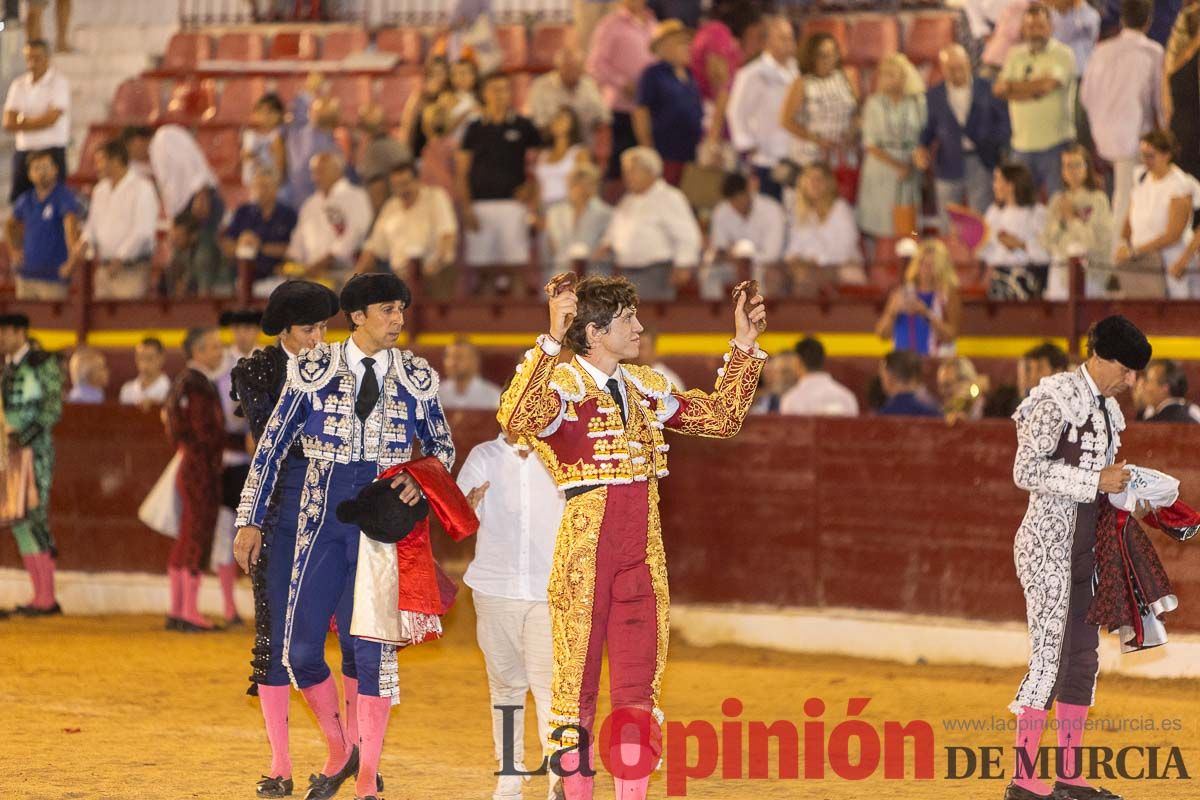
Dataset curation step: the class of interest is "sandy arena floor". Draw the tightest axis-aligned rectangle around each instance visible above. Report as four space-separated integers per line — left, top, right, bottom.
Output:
2 594 1199 800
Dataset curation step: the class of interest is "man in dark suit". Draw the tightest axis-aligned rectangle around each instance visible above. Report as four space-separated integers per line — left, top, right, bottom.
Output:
914 43 1012 229
878 350 943 418
1136 358 1200 422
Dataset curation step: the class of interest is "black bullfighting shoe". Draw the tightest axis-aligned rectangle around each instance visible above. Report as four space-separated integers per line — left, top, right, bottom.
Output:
256 775 294 798
1004 783 1054 800
303 746 360 800
353 796 378 800
165 616 182 631
16 603 61 617
1053 782 1122 799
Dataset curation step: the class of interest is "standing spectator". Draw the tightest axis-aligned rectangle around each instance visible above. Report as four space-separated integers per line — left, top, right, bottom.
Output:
3 40 69 203
447 58 482 134
1040 143 1114 299
1080 0 1164 242
355 162 458 299
877 350 942 417
1164 1 1200 181
282 79 341 209
438 338 503 410
687 1 757 154
856 53 927 246
288 152 372 284
120 125 154 181
634 20 703 185
704 172 786 299
980 162 1050 299
587 0 657 178
222 168 298 297
875 239 962 356
6 149 80 300
543 162 613 275
780 33 859 168
25 0 71 52
599 146 702 300
1135 359 1200 421
457 73 542 296
355 103 412 218
73 139 159 300
150 125 227 297
779 336 859 417
241 92 286 188
1049 0 1101 70
781 162 864 296
994 3 1078 196
526 46 611 143
1018 340 1070 397
915 44 1011 229
635 328 686 389
726 15 799 201
65 347 108 404
981 0 1031 72
750 350 800 414
400 57 449 159
1117 130 1196 297
534 107 591 209
118 337 170 409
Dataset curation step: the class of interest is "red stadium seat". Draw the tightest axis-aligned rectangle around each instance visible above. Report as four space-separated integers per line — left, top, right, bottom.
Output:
323 28 370 60
273 75 306 106
846 16 900 67
328 75 373 124
73 127 108 183
196 127 241 183
162 32 212 71
378 74 421 125
215 31 266 61
905 13 957 66
111 78 162 125
529 24 574 71
211 77 267 125
269 30 319 60
376 27 424 64
494 24 529 72
800 18 849 54
161 78 217 126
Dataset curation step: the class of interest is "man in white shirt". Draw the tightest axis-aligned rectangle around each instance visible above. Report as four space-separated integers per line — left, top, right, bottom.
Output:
2 40 69 203
73 138 160 300
600 146 701 301
1080 0 1164 244
703 173 786 300
725 16 798 201
525 46 612 142
780 336 860 417
288 152 372 284
118 337 171 408
457 433 565 800
438 337 503 410
355 161 458 299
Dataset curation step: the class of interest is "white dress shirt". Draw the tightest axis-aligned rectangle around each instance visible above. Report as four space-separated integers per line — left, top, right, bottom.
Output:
118 374 171 406
1080 30 1164 163
710 195 787 266
605 179 702 269
459 435 565 602
364 186 458 266
83 170 160 262
725 53 800 168
289 178 373 268
979 203 1050 268
439 375 503 410
3 67 70 151
784 199 862 266
343 336 390 398
779 371 859 417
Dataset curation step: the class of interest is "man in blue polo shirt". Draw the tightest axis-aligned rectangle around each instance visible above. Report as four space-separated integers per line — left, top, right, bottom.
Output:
222 167 298 297
633 19 704 186
5 148 80 300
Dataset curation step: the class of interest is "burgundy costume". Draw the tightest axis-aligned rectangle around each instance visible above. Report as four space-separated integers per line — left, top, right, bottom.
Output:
166 367 226 572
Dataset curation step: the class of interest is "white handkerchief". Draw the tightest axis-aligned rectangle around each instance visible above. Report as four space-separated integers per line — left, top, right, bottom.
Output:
1108 465 1180 512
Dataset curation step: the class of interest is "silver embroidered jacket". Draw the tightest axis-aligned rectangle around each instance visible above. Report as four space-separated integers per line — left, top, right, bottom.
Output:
236 341 455 529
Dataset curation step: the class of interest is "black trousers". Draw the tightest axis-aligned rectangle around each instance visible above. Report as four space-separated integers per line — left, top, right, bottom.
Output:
606 111 637 181
1044 505 1101 709
11 146 67 203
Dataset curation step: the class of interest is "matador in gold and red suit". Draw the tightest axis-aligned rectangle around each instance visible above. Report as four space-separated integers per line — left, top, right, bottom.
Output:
497 276 767 799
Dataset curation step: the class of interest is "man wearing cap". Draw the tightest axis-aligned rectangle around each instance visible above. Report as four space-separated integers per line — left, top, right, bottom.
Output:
1005 314 1149 800
633 19 703 186
0 312 64 615
235 273 454 800
231 282 344 799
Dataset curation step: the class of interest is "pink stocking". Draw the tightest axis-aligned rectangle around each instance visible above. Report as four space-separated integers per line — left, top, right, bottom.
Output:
353 694 391 797
1013 706 1052 796
21 554 40 606
342 676 360 750
180 571 213 629
300 675 350 776
1055 702 1091 788
258 684 293 779
38 553 57 607
612 742 651 800
557 749 594 800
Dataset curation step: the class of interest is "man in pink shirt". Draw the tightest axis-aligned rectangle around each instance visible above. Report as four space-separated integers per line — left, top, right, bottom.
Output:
586 0 657 177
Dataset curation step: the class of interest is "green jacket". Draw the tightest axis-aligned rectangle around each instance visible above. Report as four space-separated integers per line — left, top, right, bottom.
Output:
2 341 64 447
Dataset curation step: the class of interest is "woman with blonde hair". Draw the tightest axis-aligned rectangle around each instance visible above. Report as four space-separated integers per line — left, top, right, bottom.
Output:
857 53 927 249
874 238 962 356
782 161 865 296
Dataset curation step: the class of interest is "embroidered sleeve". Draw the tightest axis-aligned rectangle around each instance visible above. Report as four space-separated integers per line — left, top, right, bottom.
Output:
16 355 64 446
398 351 456 471
231 348 287 442
1013 396 1101 503
497 337 570 439
236 385 310 528
663 344 766 438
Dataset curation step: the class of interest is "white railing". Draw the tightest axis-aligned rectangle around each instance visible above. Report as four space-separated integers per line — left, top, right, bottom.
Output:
178 0 573 27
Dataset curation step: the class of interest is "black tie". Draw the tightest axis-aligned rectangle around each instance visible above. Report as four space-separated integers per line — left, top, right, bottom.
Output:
356 357 379 421
605 377 626 424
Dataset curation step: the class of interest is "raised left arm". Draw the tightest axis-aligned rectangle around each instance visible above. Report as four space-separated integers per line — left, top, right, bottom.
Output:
661 343 767 439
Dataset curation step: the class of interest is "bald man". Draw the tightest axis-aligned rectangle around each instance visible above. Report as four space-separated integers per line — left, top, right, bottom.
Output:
526 45 612 141
287 151 372 283
915 44 1011 228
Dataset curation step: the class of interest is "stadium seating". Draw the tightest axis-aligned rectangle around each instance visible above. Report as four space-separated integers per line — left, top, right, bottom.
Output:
529 24 573 71
209 76 267 125
110 78 163 125
376 27 425 65
214 30 266 61
268 30 320 60
162 32 212 71
846 16 901 67
905 13 957 66
322 28 370 60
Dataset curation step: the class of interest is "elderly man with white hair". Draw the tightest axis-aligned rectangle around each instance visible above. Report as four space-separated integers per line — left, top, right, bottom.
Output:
287 151 372 285
599 146 702 300
525 45 612 142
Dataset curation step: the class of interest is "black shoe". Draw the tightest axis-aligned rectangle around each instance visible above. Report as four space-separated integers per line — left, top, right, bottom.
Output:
15 603 61 617
176 619 217 633
223 614 245 628
14 604 39 617
1005 783 1054 800
165 616 182 631
1053 782 1122 799
303 746 359 800
256 775 294 798
0 608 9 620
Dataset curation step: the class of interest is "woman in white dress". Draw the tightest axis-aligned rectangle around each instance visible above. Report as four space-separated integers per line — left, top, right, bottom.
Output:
980 162 1049 300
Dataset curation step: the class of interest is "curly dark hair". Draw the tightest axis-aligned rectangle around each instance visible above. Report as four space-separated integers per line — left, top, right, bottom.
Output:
563 276 639 356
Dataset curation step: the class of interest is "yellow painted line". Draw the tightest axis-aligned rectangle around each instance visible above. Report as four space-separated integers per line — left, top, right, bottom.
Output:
29 329 78 349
